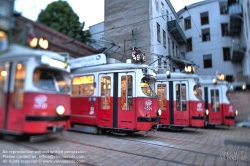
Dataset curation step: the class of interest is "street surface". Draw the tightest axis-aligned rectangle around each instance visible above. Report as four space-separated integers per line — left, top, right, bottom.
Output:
0 126 250 166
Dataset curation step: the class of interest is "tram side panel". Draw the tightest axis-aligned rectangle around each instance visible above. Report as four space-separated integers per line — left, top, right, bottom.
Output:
70 67 160 133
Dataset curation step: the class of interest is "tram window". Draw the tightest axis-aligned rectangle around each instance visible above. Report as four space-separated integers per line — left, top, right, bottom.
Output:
193 85 202 100
211 89 220 112
13 64 26 109
157 84 167 110
33 68 70 93
176 83 187 111
121 75 133 110
0 67 7 107
101 76 111 109
72 75 94 96
141 78 157 97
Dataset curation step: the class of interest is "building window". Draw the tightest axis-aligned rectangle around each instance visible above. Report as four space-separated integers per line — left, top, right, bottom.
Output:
157 23 161 43
200 12 209 25
155 0 159 11
161 2 164 19
221 23 229 36
203 54 212 68
219 2 228 14
163 30 166 48
168 38 170 55
176 46 178 57
172 41 174 56
184 16 191 30
202 28 210 42
166 10 169 21
186 38 192 52
223 47 230 61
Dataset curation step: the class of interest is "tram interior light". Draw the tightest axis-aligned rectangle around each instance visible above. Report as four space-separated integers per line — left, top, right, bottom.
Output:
1 70 7 77
235 110 238 116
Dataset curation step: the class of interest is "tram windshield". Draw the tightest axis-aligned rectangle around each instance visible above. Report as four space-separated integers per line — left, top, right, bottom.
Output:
140 78 157 97
33 68 70 93
193 85 203 100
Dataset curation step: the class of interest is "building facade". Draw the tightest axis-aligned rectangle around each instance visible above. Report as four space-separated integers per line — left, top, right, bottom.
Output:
0 0 14 52
90 0 191 72
177 0 250 83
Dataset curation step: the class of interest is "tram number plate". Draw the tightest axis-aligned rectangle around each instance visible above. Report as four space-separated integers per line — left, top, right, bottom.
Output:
52 126 63 132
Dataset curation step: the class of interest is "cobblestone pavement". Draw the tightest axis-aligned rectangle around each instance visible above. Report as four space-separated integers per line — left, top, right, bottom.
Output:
0 126 249 166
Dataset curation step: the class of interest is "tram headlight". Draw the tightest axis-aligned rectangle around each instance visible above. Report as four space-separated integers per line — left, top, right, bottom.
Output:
205 109 209 115
235 110 238 116
157 109 162 116
56 105 65 115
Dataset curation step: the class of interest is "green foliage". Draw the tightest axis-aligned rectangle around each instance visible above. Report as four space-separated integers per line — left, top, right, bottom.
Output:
37 0 91 43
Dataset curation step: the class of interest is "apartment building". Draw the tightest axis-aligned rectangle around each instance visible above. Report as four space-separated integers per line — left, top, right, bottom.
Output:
177 0 250 83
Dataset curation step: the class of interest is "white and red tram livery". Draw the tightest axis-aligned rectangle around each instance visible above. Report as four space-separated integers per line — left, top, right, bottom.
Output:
0 44 71 137
200 77 236 127
69 54 161 134
156 72 205 129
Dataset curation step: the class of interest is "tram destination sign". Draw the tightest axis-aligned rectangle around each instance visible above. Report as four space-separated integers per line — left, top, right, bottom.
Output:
69 54 107 69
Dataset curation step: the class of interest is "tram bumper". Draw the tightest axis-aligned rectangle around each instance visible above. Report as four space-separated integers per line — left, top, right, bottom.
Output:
137 117 160 131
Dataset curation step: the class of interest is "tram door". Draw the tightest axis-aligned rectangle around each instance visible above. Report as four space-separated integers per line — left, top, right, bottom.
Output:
0 64 8 130
117 72 135 129
173 81 189 126
98 74 113 128
98 72 135 129
205 87 222 124
0 62 25 132
156 83 169 124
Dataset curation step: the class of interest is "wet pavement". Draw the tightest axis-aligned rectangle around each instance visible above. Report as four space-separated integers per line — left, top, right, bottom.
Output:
0 126 249 166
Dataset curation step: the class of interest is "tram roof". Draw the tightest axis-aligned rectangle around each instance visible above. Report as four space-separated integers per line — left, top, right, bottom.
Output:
0 44 66 62
71 62 149 74
157 72 200 80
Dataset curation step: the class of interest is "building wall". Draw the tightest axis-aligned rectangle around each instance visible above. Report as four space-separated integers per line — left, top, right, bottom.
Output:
104 0 151 62
178 0 239 77
13 15 98 58
227 92 250 122
241 0 250 81
103 0 186 71
89 22 104 50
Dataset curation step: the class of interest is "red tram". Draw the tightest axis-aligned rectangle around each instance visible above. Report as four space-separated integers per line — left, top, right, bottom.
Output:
200 77 237 127
156 72 205 129
0 44 71 140
69 54 161 134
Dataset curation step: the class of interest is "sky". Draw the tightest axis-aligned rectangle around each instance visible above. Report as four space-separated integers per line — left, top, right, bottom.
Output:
14 0 204 30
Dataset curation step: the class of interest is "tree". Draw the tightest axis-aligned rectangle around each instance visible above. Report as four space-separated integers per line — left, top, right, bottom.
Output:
37 0 91 43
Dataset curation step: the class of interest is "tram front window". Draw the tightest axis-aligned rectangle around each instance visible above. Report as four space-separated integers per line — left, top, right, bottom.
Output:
33 68 69 93
141 78 157 97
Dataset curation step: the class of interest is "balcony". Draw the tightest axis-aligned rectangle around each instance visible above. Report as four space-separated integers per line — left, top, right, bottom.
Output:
228 3 243 36
167 20 186 44
230 43 245 62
